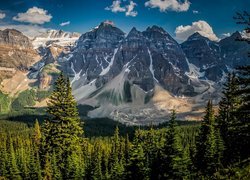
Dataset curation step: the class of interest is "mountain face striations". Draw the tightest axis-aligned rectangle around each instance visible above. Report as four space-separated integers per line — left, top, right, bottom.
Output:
0 22 249 124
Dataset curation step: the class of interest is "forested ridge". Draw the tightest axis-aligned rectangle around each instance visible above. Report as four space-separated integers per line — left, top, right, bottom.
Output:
0 66 249 179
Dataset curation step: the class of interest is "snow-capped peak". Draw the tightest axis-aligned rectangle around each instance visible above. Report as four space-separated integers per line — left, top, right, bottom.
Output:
32 29 80 48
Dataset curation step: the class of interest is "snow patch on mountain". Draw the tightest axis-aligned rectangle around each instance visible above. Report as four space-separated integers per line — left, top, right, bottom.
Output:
100 48 118 76
147 48 158 82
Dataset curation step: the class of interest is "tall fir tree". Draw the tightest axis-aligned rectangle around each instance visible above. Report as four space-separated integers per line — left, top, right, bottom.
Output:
126 130 149 180
41 72 83 178
217 72 241 163
195 100 224 177
159 110 189 179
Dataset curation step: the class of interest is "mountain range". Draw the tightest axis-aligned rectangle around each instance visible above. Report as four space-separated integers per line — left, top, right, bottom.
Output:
0 21 249 124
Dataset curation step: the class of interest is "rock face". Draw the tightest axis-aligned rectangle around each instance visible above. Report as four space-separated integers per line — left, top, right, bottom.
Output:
0 29 39 82
59 22 249 123
220 31 250 68
0 22 249 124
65 22 200 102
181 32 225 81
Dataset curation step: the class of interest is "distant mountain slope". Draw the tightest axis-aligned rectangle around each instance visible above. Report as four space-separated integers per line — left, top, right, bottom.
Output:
0 22 249 124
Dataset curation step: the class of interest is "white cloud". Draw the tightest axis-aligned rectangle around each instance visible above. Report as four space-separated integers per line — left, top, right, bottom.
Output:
105 0 126 13
175 20 219 41
222 33 231 37
105 0 138 17
192 10 199 14
13 7 52 24
60 21 70 26
145 0 190 12
0 24 48 38
126 1 138 17
0 12 6 19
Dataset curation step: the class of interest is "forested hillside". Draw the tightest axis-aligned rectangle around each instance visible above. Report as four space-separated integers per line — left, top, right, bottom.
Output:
0 68 249 179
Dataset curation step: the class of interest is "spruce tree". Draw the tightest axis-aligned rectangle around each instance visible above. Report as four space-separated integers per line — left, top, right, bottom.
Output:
217 72 240 163
126 130 149 180
159 110 189 179
34 119 42 149
42 72 83 177
195 100 224 177
109 127 124 179
43 153 52 180
233 66 250 161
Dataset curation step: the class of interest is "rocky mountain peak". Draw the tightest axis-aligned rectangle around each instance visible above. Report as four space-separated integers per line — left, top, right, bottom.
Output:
186 32 209 41
146 25 167 35
127 27 143 39
0 29 32 48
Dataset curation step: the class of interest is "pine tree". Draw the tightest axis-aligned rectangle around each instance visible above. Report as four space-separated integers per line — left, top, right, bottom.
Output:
43 153 52 180
51 151 62 180
195 100 224 177
109 127 125 179
159 110 189 179
8 137 22 180
0 137 8 177
89 142 103 180
126 130 149 180
42 72 83 176
34 119 42 151
217 72 240 163
233 66 250 161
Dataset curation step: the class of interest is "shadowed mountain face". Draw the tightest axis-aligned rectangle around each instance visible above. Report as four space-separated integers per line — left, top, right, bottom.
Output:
0 22 249 124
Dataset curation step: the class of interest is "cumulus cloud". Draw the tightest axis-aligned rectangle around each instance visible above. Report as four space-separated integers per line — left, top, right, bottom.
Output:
60 21 70 26
175 20 219 41
105 0 126 13
192 10 199 14
222 33 231 37
105 0 138 17
0 24 48 38
0 12 6 19
145 0 190 12
126 1 137 17
13 7 52 24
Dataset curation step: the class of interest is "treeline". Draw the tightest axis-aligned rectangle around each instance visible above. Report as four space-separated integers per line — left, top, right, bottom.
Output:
0 68 249 179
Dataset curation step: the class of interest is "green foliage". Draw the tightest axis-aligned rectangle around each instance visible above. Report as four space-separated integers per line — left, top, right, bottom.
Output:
0 91 11 113
41 72 84 178
195 100 224 177
11 89 36 111
0 67 249 180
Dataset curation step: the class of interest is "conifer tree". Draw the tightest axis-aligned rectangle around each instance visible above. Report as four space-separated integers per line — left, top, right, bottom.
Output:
34 119 42 149
43 153 52 180
159 110 189 179
109 127 124 179
8 137 22 180
217 73 240 163
89 142 103 180
126 130 149 180
42 72 83 176
195 100 224 177
51 151 62 180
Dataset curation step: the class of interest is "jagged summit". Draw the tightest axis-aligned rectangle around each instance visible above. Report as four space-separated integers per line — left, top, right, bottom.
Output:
36 29 80 39
127 27 143 39
146 25 167 34
186 32 209 41
0 28 32 47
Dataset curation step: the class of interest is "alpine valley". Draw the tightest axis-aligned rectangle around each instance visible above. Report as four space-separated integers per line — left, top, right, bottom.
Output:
0 21 249 124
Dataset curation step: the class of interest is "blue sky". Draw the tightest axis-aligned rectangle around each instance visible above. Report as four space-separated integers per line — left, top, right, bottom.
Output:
0 0 248 41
